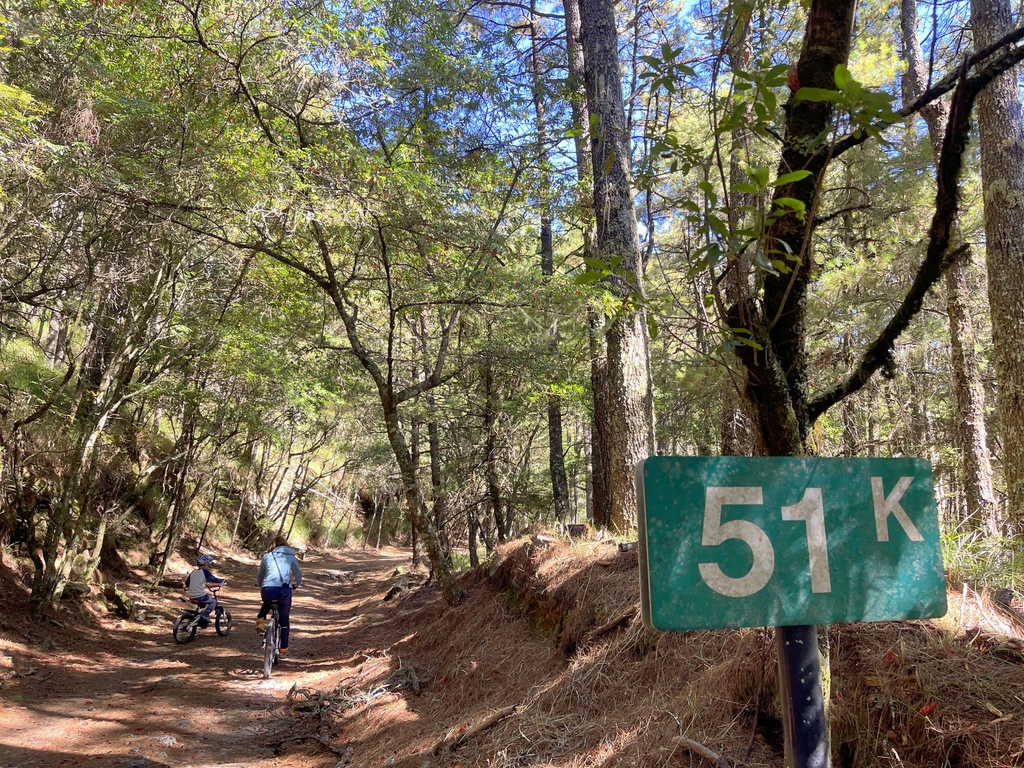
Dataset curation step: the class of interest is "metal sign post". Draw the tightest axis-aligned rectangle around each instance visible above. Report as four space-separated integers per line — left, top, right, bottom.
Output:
636 456 948 768
777 624 828 768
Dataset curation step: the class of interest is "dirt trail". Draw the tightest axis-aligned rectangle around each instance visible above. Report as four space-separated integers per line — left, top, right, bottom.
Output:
0 547 411 768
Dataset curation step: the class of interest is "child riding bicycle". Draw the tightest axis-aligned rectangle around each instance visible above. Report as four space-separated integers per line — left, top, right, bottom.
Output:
184 553 227 626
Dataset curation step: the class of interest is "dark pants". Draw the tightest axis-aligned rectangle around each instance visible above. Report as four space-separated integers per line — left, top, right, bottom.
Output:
257 585 293 648
193 593 215 619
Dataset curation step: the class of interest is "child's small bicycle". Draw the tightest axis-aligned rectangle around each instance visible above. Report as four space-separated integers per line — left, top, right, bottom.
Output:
173 585 232 643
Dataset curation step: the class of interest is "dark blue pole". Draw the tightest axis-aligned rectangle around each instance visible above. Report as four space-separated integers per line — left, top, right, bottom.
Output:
776 624 829 768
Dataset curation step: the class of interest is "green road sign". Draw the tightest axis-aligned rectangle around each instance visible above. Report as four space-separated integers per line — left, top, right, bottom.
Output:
636 457 948 632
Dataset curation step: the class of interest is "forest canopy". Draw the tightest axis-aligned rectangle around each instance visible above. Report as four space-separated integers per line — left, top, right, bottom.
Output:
2 0 1024 615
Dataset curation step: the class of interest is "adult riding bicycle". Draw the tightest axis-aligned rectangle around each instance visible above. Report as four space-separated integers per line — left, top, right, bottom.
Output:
255 534 303 677
261 599 283 678
173 584 232 643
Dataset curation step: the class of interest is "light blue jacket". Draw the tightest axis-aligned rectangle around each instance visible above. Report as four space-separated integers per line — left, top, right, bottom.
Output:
257 546 304 588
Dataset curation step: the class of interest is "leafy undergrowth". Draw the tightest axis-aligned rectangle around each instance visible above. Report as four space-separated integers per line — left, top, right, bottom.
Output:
319 535 1024 768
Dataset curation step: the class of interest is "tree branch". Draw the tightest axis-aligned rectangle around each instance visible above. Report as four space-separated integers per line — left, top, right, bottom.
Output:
828 24 1024 162
11 362 77 432
808 60 983 424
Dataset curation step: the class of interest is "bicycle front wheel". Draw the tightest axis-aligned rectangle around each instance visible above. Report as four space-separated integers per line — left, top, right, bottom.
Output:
216 608 232 636
262 617 277 678
173 613 197 644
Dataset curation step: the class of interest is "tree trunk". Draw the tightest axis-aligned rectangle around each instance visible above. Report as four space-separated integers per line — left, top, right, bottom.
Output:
197 469 221 553
970 0 1024 531
468 505 480 568
529 2 572 525
565 0 611 528
410 411 423 565
901 0 998 533
45 304 67 367
730 5 857 765
428 416 452 567
587 308 613 528
380 391 461 603
736 0 856 456
482 353 509 542
721 2 757 457
579 0 654 531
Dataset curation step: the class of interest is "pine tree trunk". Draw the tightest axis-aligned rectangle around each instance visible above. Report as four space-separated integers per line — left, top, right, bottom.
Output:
565 0 611 528
586 308 613 528
428 416 451 567
579 0 654 531
970 0 1024 531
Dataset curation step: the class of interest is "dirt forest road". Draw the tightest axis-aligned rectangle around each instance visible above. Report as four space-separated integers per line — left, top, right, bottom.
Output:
0 547 412 768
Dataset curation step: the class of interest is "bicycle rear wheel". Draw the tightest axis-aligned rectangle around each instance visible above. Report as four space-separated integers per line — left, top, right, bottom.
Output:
262 616 277 678
173 613 197 644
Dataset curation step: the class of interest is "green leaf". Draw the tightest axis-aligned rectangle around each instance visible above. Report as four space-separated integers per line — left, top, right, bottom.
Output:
732 183 760 194
833 64 852 90
772 170 812 187
646 313 659 340
794 87 841 103
774 197 807 219
748 166 770 188
753 251 780 275
575 271 604 285
764 63 791 86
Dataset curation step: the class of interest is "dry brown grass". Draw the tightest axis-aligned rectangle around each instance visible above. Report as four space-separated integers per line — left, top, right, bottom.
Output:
310 536 1024 768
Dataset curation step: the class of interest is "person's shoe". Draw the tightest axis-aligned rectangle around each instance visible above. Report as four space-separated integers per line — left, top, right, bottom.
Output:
198 617 210 628
255 618 266 634
278 648 289 659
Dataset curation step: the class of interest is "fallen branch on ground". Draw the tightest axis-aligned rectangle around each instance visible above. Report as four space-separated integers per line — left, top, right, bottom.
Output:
582 604 638 644
671 736 736 767
431 704 518 753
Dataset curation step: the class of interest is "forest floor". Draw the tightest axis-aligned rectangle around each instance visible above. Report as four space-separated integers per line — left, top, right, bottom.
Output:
2 538 1024 768
0 546 415 768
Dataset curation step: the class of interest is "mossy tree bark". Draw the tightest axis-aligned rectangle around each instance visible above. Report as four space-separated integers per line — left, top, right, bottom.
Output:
970 0 1024 531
